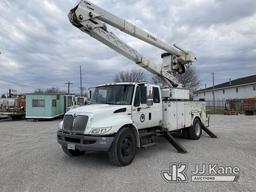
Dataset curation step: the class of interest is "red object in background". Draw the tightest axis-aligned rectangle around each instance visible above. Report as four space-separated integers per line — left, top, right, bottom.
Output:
16 95 26 110
224 109 239 115
242 98 256 115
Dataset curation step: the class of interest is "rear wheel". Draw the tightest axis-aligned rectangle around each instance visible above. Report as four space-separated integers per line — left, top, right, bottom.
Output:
61 145 85 156
188 118 202 140
108 127 136 166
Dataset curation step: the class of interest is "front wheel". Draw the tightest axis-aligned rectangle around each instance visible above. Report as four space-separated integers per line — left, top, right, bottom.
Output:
188 118 202 140
61 145 85 156
108 127 136 166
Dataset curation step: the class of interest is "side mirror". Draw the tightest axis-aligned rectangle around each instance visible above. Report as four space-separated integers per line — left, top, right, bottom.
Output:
89 90 92 99
147 85 153 106
88 87 95 100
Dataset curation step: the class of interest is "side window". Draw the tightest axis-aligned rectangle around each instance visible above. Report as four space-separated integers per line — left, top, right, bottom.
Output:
52 99 57 107
153 87 160 103
134 86 141 107
32 99 45 107
140 86 147 104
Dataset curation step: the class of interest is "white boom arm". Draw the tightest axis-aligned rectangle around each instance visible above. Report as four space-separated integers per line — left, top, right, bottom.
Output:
68 0 196 87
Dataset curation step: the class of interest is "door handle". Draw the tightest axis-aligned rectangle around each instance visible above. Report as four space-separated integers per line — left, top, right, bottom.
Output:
137 107 141 112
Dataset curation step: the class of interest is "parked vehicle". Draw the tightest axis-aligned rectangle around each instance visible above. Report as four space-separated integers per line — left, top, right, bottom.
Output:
57 1 217 166
0 95 25 119
224 99 241 115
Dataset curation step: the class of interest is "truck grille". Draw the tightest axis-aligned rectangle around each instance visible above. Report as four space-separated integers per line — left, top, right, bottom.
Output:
63 115 88 133
63 115 73 131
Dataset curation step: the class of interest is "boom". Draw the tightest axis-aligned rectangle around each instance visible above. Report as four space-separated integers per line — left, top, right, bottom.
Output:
68 1 196 87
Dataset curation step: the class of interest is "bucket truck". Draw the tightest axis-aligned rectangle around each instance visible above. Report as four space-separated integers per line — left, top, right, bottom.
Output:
57 0 217 166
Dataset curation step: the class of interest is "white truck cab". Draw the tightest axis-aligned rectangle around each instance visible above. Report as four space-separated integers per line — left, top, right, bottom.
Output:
57 82 213 166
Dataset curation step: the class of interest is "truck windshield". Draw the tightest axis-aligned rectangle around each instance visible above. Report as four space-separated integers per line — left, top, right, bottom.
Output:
91 85 134 105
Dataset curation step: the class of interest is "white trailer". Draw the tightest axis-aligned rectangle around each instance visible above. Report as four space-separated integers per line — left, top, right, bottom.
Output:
57 1 217 166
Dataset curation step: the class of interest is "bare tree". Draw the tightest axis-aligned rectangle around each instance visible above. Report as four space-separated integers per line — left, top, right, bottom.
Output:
151 67 200 91
46 88 63 93
152 75 163 85
34 88 66 94
34 88 44 93
177 67 200 91
114 70 146 82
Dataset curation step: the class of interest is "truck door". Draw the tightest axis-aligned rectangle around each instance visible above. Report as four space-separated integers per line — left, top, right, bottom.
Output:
132 84 162 129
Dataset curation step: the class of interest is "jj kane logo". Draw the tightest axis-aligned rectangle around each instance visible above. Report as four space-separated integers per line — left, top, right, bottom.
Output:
161 163 188 183
161 162 240 183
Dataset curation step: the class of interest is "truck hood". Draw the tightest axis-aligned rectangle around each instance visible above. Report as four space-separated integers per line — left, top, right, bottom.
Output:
64 104 132 134
65 104 130 116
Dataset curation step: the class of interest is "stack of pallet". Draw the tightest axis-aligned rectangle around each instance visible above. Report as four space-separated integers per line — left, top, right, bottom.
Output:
242 97 256 115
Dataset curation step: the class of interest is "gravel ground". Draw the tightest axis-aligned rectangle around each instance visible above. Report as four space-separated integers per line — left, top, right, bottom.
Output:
0 115 255 192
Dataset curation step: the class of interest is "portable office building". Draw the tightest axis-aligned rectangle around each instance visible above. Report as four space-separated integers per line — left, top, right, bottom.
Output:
26 93 65 119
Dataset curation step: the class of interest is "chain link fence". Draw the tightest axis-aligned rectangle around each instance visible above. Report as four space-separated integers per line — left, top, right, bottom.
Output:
206 99 226 114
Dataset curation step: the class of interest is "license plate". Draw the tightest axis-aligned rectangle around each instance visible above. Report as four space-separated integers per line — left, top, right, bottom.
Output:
67 143 75 150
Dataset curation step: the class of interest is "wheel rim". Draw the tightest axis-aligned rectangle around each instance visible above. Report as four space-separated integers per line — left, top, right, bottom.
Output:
121 136 132 157
195 122 201 136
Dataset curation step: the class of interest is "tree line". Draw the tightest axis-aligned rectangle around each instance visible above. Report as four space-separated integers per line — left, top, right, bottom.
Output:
114 68 200 91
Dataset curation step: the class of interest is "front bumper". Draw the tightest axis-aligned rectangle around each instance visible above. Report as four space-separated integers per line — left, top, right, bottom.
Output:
57 130 114 152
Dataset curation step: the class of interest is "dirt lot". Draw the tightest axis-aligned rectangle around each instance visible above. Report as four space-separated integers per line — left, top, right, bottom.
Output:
0 115 255 192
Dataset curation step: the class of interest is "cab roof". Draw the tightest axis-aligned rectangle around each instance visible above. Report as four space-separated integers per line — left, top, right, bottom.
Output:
96 82 147 87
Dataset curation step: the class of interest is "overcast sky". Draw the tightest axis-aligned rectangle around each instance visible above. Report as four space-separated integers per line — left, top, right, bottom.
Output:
0 0 256 95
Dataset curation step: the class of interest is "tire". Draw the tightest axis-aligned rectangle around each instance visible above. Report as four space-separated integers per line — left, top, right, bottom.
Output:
108 127 136 166
188 118 202 140
61 145 85 156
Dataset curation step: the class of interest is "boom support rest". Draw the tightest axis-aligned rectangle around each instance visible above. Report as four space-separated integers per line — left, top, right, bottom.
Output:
202 126 218 138
164 131 187 153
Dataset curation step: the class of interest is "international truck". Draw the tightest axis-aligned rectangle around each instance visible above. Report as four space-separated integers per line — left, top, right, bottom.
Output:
57 0 217 166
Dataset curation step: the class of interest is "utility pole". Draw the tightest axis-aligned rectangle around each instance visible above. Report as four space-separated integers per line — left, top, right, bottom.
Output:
80 65 83 96
65 81 73 94
212 72 215 114
8 89 11 98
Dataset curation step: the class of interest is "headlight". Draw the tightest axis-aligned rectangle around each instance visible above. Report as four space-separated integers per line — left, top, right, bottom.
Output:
90 127 112 134
58 121 63 130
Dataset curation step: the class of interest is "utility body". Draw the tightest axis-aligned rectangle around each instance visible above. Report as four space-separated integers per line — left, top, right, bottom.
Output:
57 0 216 166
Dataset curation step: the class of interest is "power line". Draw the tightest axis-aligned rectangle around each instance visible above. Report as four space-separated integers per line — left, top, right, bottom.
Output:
0 78 34 88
